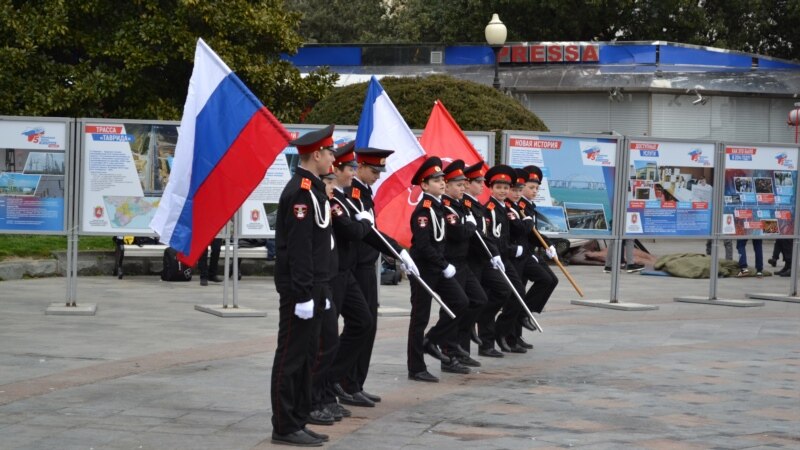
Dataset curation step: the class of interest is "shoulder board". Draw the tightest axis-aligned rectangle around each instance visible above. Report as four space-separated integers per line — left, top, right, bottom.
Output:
463 199 472 208
351 187 361 200
443 198 451 207
519 201 526 209
486 202 495 210
504 200 513 208
422 199 432 208
300 178 312 191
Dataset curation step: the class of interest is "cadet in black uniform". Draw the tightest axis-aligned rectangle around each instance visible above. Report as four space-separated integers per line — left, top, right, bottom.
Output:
327 145 417 410
461 162 508 359
408 156 470 382
439 160 488 368
344 148 397 402
271 125 336 447
515 165 559 339
476 165 526 355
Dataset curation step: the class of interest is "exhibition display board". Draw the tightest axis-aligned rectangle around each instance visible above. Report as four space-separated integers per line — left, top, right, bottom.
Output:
0 116 72 234
78 119 179 235
719 142 797 237
502 131 620 238
622 138 716 237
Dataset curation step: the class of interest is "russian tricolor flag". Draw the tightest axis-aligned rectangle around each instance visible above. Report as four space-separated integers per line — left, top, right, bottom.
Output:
150 38 290 266
356 76 426 247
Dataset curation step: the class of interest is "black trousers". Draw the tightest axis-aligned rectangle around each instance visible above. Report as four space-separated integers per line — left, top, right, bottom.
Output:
489 260 525 344
328 270 373 396
518 255 558 314
352 262 379 391
270 289 326 435
449 260 488 355
311 300 339 409
408 269 469 373
197 238 222 278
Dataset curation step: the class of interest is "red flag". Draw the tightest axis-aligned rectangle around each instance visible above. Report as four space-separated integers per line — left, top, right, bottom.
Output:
419 100 490 203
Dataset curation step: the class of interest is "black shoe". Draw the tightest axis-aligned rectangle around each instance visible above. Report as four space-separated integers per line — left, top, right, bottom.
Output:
332 383 355 403
521 316 536 331
208 275 223 283
200 278 208 286
441 359 471 374
271 430 323 447
443 345 469 359
478 347 504 358
457 355 481 367
509 343 528 353
625 263 645 273
768 258 777 267
408 370 439 382
778 268 791 277
327 402 351 418
307 409 334 426
339 391 375 407
470 325 483 346
423 337 449 363
517 336 534 349
323 405 341 421
302 428 329 442
496 336 513 352
361 390 381 403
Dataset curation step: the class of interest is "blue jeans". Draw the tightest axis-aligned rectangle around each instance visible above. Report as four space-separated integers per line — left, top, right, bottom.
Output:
736 239 763 271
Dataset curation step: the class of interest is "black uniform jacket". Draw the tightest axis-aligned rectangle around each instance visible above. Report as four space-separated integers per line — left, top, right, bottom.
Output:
274 166 333 302
410 193 448 273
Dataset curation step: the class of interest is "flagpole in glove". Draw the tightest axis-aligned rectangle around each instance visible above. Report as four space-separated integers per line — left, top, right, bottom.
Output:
531 227 584 297
345 198 455 319
472 228 542 333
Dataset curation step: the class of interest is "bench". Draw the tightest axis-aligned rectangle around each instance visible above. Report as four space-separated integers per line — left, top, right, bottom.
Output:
112 241 271 278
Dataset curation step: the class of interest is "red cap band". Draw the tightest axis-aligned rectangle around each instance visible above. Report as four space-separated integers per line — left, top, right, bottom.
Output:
335 151 356 166
444 169 465 181
358 154 387 167
296 136 334 155
417 165 442 183
489 173 512 184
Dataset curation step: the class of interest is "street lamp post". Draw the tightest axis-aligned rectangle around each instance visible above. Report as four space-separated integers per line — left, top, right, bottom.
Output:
485 13 507 90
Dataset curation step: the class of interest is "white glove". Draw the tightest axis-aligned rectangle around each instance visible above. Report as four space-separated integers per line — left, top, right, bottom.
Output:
515 246 523 258
490 255 505 272
465 214 477 226
325 298 331 310
545 245 558 260
442 264 456 279
355 210 374 224
523 216 533 221
399 249 420 277
294 299 314 320
531 253 539 263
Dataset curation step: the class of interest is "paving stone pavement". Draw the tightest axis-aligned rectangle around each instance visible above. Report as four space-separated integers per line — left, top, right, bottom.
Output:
0 240 798 449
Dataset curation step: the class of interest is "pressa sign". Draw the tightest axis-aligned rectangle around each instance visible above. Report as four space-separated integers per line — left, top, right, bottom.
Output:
498 42 600 64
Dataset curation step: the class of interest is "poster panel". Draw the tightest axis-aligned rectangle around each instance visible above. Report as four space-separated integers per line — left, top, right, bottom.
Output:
412 129 494 162
80 120 178 235
0 118 69 233
504 132 617 237
239 125 358 237
721 143 798 236
623 139 715 236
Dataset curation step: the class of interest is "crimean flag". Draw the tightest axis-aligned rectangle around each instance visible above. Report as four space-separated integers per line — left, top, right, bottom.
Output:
355 76 426 247
150 38 290 266
420 100 490 203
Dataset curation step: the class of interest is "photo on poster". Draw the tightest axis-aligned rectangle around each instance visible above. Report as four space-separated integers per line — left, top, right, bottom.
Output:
633 160 658 181
635 187 651 200
0 172 41 195
721 214 736 234
724 194 741 205
774 171 793 187
762 219 779 234
734 177 753 193
534 206 569 233
754 177 774 194
564 202 608 231
626 212 643 233
22 152 65 175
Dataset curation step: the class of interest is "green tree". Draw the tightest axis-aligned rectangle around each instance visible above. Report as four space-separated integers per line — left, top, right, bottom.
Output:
0 0 338 122
286 0 394 43
304 75 547 163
